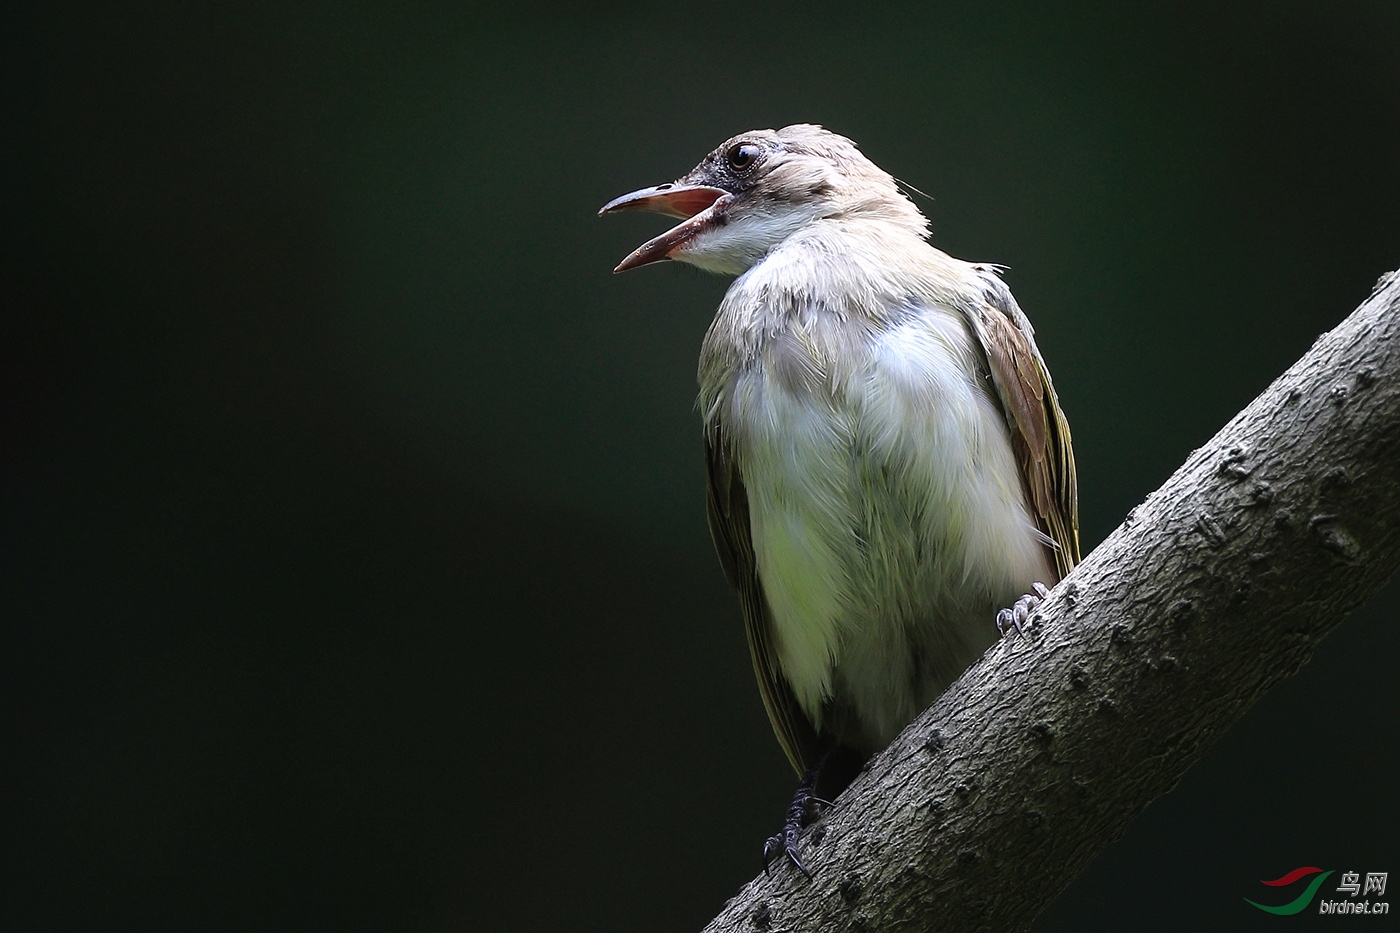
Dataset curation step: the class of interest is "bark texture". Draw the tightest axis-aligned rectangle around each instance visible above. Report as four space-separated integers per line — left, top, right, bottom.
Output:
701 269 1400 933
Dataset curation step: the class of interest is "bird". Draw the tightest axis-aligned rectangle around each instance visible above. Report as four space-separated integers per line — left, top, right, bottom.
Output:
599 124 1079 876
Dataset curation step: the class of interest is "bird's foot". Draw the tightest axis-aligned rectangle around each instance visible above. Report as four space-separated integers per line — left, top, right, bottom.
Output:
762 755 832 879
996 582 1050 637
762 783 830 879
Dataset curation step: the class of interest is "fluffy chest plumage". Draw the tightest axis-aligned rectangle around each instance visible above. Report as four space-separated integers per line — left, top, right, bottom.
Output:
699 266 1051 752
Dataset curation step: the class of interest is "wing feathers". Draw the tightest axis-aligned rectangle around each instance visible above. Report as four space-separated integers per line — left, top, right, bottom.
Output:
971 277 1081 581
705 429 820 776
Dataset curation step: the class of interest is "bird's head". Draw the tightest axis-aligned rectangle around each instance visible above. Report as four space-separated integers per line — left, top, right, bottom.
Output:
599 124 927 275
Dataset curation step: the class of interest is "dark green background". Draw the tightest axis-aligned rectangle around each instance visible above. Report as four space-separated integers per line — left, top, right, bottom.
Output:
6 2 1398 929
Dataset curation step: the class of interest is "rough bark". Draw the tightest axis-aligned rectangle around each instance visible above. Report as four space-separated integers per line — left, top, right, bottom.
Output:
701 269 1400 933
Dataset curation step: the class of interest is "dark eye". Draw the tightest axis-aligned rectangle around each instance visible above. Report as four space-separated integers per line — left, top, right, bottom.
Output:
727 143 760 172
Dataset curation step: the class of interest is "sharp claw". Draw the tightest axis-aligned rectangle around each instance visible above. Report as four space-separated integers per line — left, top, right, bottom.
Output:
763 836 781 876
763 830 813 878
1034 581 1050 598
787 846 812 879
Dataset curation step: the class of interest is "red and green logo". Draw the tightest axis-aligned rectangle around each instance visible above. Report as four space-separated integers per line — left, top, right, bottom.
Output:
1246 867 1335 915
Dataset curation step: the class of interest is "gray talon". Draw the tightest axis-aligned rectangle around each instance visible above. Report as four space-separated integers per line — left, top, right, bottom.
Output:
996 582 1049 638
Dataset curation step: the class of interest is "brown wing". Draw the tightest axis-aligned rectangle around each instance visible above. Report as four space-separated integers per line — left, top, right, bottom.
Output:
704 426 820 777
971 272 1081 581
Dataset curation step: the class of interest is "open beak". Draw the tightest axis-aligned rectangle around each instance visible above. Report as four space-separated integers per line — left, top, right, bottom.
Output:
598 184 731 273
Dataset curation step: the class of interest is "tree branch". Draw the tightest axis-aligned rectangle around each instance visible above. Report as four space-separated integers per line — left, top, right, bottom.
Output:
701 268 1400 933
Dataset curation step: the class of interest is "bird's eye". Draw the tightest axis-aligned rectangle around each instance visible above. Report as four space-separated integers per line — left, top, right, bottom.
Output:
727 143 760 172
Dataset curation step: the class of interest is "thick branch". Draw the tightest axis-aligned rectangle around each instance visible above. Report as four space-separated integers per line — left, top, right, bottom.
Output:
702 269 1400 933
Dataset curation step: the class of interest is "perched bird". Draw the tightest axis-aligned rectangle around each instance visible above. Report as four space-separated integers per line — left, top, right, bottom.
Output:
600 125 1079 875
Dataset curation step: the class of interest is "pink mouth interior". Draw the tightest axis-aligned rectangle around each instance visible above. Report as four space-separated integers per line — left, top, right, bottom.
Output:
656 185 726 218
